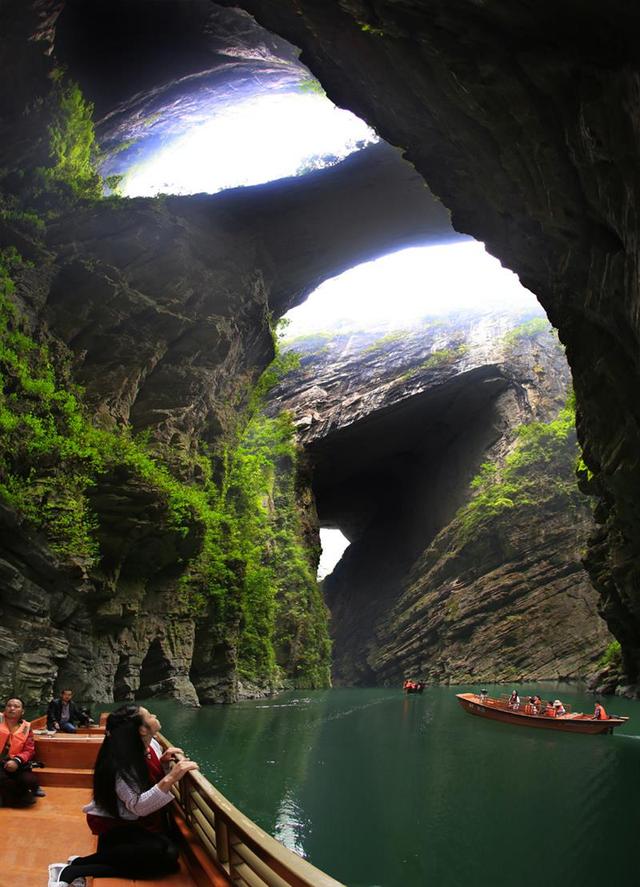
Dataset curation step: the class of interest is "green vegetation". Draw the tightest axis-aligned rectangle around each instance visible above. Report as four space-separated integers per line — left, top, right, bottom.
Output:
503 317 554 348
359 23 385 36
597 640 622 671
423 344 469 369
0 249 330 687
298 78 326 97
42 71 102 199
397 343 469 382
203 411 331 686
281 330 336 350
362 331 404 354
456 399 581 541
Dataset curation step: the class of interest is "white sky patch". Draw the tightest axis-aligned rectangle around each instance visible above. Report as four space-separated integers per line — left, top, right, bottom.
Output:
283 241 543 338
317 529 350 580
122 92 377 197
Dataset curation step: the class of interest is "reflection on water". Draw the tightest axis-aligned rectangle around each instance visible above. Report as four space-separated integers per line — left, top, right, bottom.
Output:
143 686 640 887
274 789 307 856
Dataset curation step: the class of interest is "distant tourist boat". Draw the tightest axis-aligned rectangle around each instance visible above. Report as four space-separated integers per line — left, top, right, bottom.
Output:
456 693 629 735
403 681 425 694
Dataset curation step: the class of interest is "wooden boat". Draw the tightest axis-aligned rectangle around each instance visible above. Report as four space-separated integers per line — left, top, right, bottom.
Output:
1 713 345 887
456 693 629 734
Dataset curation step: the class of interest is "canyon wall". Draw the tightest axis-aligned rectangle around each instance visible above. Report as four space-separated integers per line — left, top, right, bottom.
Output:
228 0 640 687
270 311 612 684
0 2 460 705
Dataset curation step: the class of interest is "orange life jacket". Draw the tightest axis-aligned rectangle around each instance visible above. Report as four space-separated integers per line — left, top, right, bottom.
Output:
0 715 32 757
595 703 608 720
546 707 555 717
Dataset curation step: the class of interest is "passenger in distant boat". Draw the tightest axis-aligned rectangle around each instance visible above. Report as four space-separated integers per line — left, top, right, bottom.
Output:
508 690 520 709
544 700 556 716
0 696 40 807
479 689 488 702
553 699 566 716
47 704 199 887
592 700 608 720
526 695 538 714
47 688 91 733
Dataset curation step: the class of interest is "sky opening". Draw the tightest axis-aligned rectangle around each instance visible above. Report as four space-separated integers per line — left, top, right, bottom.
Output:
318 529 350 581
120 91 377 198
282 241 543 340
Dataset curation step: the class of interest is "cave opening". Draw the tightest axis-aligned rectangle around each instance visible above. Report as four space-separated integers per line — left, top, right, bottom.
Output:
268 237 603 685
317 528 350 581
0 0 613 705
113 653 133 702
137 638 173 699
55 0 376 198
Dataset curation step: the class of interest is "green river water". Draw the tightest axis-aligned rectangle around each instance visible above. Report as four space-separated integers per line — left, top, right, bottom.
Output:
135 686 638 887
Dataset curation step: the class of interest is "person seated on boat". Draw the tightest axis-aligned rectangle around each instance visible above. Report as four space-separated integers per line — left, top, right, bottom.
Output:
479 688 488 702
47 704 199 887
544 700 557 717
527 695 539 715
553 699 566 717
46 688 91 733
0 696 41 808
508 690 520 709
592 700 608 720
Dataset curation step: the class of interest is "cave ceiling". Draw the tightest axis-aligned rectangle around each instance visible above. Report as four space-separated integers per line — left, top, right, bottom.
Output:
2 0 640 680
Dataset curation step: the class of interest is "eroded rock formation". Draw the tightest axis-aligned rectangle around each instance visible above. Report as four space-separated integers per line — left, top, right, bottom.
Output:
225 0 640 685
270 312 611 684
0 2 462 705
0 0 637 698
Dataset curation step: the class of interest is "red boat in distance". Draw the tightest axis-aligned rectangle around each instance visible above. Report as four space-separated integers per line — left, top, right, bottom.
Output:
456 692 629 735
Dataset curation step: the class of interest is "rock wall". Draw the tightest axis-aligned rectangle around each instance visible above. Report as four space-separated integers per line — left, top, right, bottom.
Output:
270 312 612 684
226 0 640 686
0 4 464 706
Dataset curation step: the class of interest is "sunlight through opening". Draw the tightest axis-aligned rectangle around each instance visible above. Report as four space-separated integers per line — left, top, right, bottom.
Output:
283 241 543 338
318 529 350 581
120 91 377 197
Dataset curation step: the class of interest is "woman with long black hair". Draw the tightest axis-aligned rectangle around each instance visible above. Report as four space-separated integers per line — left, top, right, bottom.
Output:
47 704 199 887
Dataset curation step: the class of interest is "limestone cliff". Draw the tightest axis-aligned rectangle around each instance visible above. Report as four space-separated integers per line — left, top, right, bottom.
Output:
0 2 459 706
269 310 612 684
225 0 640 688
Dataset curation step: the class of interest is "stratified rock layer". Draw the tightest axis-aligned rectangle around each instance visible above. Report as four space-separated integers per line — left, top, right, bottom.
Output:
271 313 611 684
226 0 640 684
0 3 463 704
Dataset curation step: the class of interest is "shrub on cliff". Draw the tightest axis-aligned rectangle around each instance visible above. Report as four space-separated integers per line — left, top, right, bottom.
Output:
456 399 582 542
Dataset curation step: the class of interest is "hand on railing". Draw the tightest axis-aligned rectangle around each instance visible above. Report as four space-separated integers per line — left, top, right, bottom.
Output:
159 758 200 792
160 746 185 764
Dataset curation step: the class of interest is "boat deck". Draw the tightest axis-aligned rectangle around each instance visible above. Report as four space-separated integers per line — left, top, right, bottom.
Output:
1 784 200 887
1 717 344 887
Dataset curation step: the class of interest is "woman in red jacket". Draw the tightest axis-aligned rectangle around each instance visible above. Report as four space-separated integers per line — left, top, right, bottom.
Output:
0 696 39 807
48 704 198 887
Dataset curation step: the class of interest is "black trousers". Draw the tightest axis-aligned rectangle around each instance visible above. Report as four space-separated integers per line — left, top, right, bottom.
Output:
61 824 180 881
0 768 38 806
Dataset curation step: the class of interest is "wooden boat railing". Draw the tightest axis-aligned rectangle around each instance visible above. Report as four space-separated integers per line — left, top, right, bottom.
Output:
156 732 344 887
